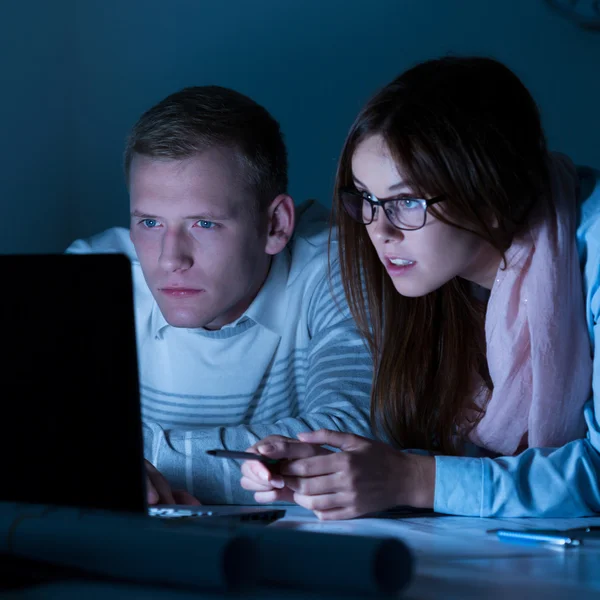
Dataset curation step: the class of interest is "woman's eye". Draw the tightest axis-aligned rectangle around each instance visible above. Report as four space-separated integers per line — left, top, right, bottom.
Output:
402 200 420 209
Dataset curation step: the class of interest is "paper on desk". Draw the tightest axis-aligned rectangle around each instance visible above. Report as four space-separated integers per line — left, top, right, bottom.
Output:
272 506 600 560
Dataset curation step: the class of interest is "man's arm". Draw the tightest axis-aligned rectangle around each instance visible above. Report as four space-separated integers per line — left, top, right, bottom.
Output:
146 258 374 504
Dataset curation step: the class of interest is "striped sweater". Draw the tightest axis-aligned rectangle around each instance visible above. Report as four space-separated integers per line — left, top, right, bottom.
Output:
66 202 373 503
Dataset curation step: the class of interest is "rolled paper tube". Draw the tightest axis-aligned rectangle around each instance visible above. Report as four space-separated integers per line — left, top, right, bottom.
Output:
0 502 256 591
252 528 414 596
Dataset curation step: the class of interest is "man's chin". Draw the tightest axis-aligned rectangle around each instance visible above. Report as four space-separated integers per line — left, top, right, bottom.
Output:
161 309 215 330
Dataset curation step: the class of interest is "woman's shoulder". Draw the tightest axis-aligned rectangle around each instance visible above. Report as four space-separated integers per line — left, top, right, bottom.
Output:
576 166 600 325
577 166 600 240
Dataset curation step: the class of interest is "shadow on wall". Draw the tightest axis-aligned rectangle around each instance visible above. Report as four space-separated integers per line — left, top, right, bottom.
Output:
544 0 600 30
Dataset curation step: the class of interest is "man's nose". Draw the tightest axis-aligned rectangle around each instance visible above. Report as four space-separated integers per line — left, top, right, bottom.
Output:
158 231 193 272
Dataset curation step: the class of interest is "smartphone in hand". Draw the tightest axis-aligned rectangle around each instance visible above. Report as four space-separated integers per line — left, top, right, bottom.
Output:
206 449 281 466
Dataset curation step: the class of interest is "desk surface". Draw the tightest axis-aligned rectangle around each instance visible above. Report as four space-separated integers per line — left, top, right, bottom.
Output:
7 505 600 599
273 506 600 599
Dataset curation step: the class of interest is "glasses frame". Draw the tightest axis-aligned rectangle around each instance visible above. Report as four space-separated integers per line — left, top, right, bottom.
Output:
340 188 445 231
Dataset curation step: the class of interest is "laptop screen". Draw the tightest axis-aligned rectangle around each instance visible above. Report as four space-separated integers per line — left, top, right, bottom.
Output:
1 253 146 513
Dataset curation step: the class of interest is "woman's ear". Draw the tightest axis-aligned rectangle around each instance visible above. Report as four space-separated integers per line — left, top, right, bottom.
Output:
264 195 295 255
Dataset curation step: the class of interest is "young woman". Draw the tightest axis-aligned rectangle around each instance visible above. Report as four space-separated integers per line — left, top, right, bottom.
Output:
240 56 600 519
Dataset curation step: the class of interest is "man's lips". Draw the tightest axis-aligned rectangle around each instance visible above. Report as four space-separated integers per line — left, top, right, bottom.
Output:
159 287 205 297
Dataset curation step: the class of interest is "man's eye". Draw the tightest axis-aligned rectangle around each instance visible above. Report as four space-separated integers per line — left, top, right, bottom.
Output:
142 219 159 228
196 220 215 229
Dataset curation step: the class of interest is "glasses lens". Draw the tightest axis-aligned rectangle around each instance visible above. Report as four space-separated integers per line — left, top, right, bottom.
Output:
340 191 372 224
385 199 427 230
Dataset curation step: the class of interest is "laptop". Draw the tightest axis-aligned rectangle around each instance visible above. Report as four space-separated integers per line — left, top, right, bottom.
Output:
1 252 284 525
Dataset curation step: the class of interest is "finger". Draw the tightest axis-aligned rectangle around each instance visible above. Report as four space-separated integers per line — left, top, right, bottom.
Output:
172 489 202 505
283 473 341 496
315 507 358 520
256 439 327 461
245 435 297 453
145 463 175 504
241 459 271 482
153 476 175 504
292 492 344 512
279 453 340 478
240 475 275 492
241 460 285 488
297 429 368 451
146 476 160 505
254 488 295 504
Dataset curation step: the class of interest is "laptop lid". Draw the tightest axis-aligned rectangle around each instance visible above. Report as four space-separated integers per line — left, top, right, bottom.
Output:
1 253 147 513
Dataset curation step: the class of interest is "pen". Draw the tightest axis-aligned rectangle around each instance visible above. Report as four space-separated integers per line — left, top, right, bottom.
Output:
490 528 581 547
206 449 280 465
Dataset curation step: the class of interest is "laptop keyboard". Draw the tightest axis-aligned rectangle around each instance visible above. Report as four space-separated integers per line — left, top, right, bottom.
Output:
148 507 215 519
148 506 286 525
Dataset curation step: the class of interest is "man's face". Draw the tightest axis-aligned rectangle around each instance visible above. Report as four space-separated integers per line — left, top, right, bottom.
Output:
129 149 271 329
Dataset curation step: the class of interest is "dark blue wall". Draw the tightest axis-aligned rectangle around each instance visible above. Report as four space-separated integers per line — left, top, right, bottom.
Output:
0 2 72 252
2 1 599 249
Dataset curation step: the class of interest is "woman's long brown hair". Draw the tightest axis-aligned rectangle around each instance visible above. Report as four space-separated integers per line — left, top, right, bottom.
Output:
333 57 550 454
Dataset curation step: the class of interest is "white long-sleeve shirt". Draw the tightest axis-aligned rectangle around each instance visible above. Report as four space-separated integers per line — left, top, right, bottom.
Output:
67 202 373 503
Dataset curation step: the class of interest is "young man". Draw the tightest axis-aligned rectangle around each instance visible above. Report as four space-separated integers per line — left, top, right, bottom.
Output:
67 86 373 504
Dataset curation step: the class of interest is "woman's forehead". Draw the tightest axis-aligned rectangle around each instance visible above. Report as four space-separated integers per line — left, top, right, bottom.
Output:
352 136 412 196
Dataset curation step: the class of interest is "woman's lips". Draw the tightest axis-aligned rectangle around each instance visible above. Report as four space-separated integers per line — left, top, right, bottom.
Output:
383 257 417 276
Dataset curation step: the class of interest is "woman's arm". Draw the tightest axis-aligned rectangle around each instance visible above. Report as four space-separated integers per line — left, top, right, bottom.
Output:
434 400 600 516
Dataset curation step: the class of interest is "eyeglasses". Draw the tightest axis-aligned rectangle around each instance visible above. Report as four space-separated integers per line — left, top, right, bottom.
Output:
339 188 445 231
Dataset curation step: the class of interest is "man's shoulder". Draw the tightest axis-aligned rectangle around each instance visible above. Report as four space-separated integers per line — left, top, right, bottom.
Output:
66 228 155 328
287 200 337 280
65 227 138 262
292 200 331 245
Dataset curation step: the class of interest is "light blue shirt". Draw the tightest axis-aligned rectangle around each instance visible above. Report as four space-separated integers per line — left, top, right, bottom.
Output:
435 166 600 517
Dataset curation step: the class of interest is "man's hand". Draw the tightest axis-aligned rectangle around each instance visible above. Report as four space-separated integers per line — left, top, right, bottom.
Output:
145 460 201 506
270 430 435 520
240 435 332 503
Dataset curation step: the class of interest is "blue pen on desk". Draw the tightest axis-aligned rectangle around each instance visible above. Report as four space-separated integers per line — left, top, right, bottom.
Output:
490 528 581 548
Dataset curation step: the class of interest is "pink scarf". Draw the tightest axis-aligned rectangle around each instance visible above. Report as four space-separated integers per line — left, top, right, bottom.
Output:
468 153 592 455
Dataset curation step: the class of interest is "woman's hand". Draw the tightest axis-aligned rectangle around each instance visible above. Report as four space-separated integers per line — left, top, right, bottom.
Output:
240 434 332 503
278 429 435 520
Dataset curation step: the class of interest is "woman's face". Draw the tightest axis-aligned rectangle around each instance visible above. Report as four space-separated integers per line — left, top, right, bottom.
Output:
351 134 501 296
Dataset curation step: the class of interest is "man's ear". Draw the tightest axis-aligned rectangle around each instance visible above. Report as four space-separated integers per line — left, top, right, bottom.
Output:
264 194 295 255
